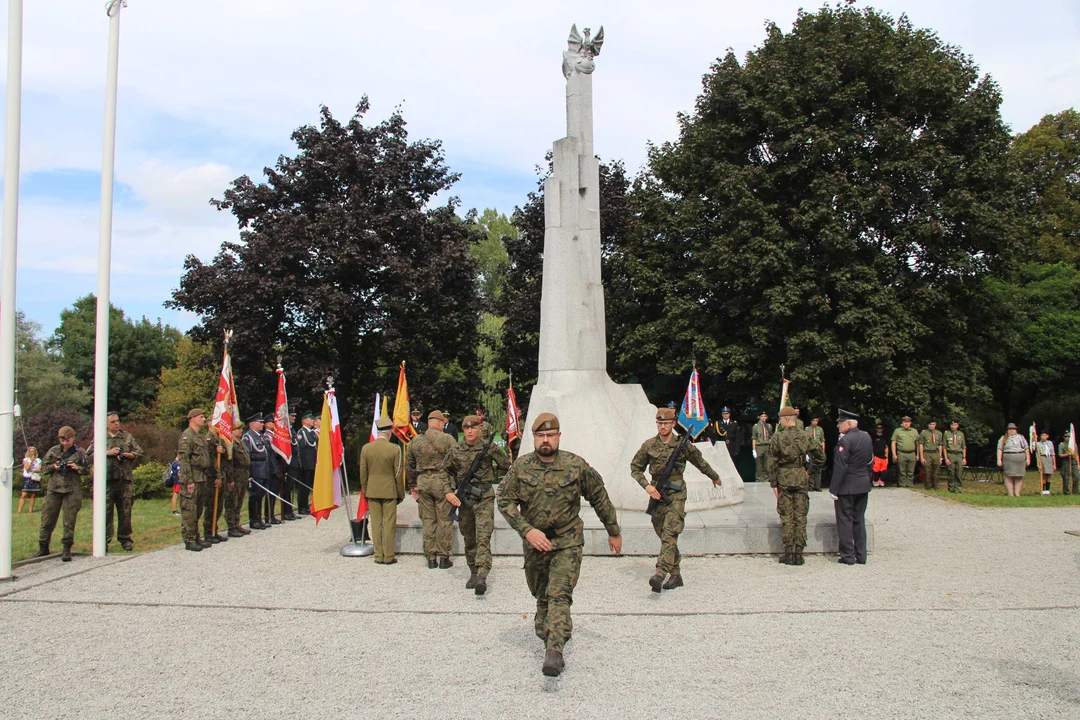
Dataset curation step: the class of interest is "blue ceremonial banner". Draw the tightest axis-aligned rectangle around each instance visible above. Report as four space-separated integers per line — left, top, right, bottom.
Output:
678 367 710 440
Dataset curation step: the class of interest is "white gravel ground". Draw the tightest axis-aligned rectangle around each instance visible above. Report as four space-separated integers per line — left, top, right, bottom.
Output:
2 489 1078 719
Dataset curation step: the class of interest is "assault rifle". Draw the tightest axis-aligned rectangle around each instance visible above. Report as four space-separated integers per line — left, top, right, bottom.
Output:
646 433 692 518
448 437 496 523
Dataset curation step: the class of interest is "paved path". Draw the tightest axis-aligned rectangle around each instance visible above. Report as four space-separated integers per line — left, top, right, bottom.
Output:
1 490 1078 719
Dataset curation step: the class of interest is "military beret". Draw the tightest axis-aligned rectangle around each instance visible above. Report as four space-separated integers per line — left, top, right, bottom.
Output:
375 416 393 431
246 413 263 423
532 413 560 433
58 426 76 439
901 416 913 422
187 408 206 419
656 407 677 421
428 410 447 422
779 406 798 417
837 408 859 422
462 415 483 429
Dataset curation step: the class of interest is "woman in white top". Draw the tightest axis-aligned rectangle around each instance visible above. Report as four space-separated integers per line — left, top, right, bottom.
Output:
996 423 1031 497
19 446 42 512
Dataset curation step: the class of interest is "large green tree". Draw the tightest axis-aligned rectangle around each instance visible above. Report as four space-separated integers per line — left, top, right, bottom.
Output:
613 4 1016 420
169 101 482 425
48 295 181 417
151 337 219 429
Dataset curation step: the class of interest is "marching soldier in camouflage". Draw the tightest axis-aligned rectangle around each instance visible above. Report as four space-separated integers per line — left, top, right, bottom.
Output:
88 411 143 551
1059 431 1079 495
918 421 944 491
806 416 826 491
226 422 252 536
751 412 772 483
943 421 967 493
178 409 215 551
406 410 457 568
32 426 89 561
891 416 920 488
768 406 826 566
631 406 721 592
497 412 622 677
473 407 495 444
444 414 511 595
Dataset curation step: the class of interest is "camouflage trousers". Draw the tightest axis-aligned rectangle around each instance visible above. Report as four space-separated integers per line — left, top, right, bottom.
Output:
807 464 822 491
203 479 227 536
922 460 940 490
651 491 686 575
777 486 809 550
180 481 213 542
224 478 246 530
39 488 82 546
416 474 453 559
755 450 770 482
105 480 134 544
945 453 964 493
897 452 916 488
459 489 495 578
524 544 583 653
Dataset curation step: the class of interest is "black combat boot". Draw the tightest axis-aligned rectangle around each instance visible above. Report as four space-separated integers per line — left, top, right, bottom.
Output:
185 540 203 552
227 528 243 538
236 525 251 535
474 577 487 596
204 533 221 544
212 533 228 543
793 548 805 566
61 543 73 562
542 650 564 677
427 558 438 569
438 557 453 569
30 542 50 559
778 547 794 565
197 537 212 548
120 540 133 552
465 570 478 590
649 573 665 593
662 574 684 590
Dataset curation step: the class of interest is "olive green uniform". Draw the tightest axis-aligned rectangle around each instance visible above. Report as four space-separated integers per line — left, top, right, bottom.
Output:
944 430 966 493
891 426 920 487
406 428 456 561
752 420 773 482
360 437 404 563
178 427 213 543
767 427 826 552
227 434 250 531
807 424 825 491
630 435 719 576
88 429 143 546
498 450 620 653
442 439 511 579
918 429 943 490
1058 440 1079 495
38 443 89 549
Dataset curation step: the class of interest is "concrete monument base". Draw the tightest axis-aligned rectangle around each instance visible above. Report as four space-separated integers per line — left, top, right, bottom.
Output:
390 483 871 556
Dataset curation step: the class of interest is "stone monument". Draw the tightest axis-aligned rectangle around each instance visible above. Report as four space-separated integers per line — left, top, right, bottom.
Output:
521 25 744 511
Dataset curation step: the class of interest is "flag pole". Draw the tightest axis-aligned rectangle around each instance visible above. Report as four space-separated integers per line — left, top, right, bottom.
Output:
331 377 371 557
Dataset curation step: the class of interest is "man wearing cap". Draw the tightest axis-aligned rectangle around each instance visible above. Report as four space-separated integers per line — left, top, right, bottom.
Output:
406 410 457 568
832 409 873 564
88 411 143 552
473 407 495 444
443 414 511 594
709 407 740 459
361 417 404 564
32 426 89 561
244 413 270 530
918 421 944 491
891 416 919 488
409 409 427 435
178 409 216 551
498 412 622 677
807 416 826 491
225 421 252 537
768 407 826 565
281 409 301 521
943 421 967 494
263 415 284 524
296 413 319 515
1058 431 1079 495
751 412 772 483
631 406 722 591
443 411 459 441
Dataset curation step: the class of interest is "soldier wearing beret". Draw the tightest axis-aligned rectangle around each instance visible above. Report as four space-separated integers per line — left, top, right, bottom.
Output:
178 409 216 551
406 410 457 568
891 416 919 488
631 406 722 592
443 414 511 594
768 406 826 565
498 413 622 677
361 416 404 564
87 411 143 551
31 426 89 561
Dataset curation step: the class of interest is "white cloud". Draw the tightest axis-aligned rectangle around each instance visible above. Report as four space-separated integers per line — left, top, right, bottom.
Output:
120 160 235 224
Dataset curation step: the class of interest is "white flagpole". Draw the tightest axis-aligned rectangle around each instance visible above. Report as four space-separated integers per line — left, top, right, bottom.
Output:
92 0 126 558
0 0 24 580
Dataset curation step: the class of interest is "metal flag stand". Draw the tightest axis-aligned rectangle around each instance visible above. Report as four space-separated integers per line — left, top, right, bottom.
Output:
328 377 372 557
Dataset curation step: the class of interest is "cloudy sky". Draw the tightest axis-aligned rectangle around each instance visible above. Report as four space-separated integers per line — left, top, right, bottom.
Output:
2 0 1077 335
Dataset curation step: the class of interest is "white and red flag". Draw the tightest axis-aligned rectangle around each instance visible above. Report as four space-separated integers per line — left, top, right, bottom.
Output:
312 387 346 524
506 381 521 444
271 364 292 463
210 331 239 456
369 392 381 443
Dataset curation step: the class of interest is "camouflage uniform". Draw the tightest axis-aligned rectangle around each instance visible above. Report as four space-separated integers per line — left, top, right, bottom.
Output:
806 423 826 491
38 443 89 548
767 425 826 554
497 449 620 653
406 428 456 561
630 436 719 577
178 427 213 543
227 433 251 530
88 428 143 547
442 438 511 580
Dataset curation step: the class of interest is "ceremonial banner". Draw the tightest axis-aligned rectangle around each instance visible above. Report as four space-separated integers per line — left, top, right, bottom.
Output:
271 365 292 462
506 382 522 445
209 333 239 457
392 361 417 444
369 392 381 443
677 366 710 440
311 388 345 524
1070 423 1077 456
779 378 791 412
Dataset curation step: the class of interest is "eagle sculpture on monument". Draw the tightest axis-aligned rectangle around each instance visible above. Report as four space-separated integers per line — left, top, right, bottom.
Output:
562 24 604 77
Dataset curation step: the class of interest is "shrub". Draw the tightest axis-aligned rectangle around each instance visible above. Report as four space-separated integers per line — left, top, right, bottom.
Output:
131 461 172 500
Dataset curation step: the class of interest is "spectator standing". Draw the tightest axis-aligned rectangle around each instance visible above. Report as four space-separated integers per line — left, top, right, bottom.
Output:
996 423 1030 497
18 447 42 513
169 453 181 515
871 423 889 487
1035 431 1056 496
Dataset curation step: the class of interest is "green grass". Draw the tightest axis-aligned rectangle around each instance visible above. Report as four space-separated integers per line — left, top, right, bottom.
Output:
917 470 1080 507
10 495 251 563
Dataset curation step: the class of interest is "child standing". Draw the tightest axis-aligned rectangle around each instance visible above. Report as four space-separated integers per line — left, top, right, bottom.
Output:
1036 431 1056 496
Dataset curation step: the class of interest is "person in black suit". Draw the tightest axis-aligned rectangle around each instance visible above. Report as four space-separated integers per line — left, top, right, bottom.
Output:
831 409 873 565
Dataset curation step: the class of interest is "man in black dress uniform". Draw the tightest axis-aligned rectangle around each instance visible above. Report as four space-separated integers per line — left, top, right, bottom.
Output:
296 413 319 515
831 409 873 565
